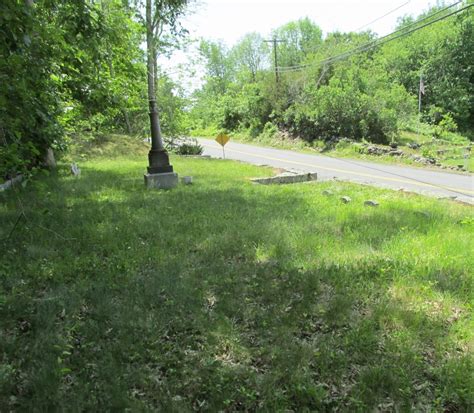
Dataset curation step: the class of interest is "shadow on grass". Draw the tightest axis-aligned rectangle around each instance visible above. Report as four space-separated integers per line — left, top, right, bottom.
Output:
0 165 472 411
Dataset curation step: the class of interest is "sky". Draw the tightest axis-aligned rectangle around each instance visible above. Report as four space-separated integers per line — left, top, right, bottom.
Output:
184 0 435 43
161 0 442 90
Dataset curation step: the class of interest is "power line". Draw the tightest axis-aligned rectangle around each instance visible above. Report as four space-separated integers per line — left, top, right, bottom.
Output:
278 0 466 72
279 0 468 72
277 0 468 73
354 0 411 32
278 0 461 71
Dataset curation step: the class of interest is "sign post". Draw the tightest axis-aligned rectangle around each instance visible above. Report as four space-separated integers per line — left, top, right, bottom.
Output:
215 133 230 159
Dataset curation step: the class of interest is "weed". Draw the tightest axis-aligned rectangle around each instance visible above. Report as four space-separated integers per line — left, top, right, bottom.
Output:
0 135 472 410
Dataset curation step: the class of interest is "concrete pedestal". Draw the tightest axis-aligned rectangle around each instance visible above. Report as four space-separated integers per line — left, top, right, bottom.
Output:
144 172 178 189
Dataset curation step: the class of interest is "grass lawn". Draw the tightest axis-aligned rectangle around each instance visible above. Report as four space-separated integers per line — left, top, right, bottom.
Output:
1 136 473 411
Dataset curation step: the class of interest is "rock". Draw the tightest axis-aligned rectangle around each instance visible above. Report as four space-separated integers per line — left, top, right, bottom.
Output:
252 171 317 185
408 142 421 149
340 196 351 204
366 145 391 156
388 150 403 156
364 200 379 207
0 174 23 192
70 163 81 177
144 172 178 189
322 190 333 196
410 154 437 165
286 169 304 174
181 176 193 185
45 148 56 168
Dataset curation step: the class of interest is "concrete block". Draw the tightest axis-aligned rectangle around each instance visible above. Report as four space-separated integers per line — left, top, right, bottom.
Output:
71 163 81 176
181 176 193 185
45 148 56 168
144 172 178 189
0 175 23 192
252 171 317 185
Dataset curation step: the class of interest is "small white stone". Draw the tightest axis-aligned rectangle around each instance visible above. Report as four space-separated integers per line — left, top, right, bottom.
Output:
181 176 193 185
364 200 379 207
45 148 56 168
70 163 81 176
341 196 351 203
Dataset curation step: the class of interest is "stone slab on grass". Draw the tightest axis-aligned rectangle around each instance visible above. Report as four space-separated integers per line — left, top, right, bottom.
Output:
0 175 23 192
252 171 317 185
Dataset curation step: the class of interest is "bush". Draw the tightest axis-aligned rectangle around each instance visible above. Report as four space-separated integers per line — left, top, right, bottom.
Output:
0 141 40 180
439 113 458 133
167 138 203 155
282 81 400 144
257 122 278 141
433 113 459 139
175 143 203 155
424 106 446 125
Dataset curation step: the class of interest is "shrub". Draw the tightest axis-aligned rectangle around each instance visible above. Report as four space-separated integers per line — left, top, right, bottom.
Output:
175 143 203 155
257 122 278 141
433 113 459 139
282 81 400 144
424 106 446 125
439 113 458 133
168 138 203 155
0 141 40 180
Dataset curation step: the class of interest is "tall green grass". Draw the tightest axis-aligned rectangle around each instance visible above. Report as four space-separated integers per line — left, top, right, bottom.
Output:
0 136 472 411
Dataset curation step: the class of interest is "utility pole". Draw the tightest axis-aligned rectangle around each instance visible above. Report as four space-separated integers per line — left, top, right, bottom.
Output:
416 72 425 140
418 73 425 113
264 38 285 84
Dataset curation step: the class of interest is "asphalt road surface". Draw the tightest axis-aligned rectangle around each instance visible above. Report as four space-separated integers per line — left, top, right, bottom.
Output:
198 138 474 204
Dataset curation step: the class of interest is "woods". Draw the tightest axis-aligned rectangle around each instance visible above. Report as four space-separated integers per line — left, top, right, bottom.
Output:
190 4 474 145
1 1 473 179
0 0 186 179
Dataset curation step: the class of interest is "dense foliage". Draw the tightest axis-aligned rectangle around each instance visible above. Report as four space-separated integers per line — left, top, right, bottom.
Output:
1 1 473 178
0 0 187 179
189 4 474 144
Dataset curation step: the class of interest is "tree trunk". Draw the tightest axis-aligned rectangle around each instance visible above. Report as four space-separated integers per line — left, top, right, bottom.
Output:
146 0 162 150
122 109 132 135
146 0 172 173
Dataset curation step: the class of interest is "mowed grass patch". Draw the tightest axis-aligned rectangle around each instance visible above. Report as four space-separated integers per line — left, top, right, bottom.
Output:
1 140 473 411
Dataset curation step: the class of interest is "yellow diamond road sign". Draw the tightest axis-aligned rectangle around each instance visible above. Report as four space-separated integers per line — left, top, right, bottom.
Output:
215 134 230 147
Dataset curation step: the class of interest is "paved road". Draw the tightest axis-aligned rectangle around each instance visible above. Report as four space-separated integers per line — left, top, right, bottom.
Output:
198 138 474 203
